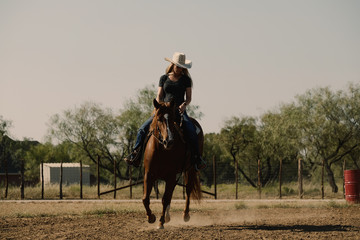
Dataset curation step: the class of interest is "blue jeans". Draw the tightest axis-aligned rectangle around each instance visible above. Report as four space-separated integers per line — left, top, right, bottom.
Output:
133 111 199 155
133 115 154 150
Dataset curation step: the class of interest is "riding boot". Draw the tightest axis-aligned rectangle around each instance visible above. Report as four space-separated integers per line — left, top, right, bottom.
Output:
124 147 142 168
194 155 206 171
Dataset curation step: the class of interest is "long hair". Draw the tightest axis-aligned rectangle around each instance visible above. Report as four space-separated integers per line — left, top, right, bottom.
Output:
165 63 193 87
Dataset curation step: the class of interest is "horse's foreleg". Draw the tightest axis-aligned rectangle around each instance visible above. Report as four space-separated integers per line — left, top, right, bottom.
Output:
143 172 156 224
158 179 176 229
183 182 191 222
183 172 193 222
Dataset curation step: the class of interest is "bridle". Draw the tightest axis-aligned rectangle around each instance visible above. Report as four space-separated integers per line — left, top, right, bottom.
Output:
150 113 174 148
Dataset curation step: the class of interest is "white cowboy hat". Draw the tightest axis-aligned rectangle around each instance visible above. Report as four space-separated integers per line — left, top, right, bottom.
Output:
165 52 192 69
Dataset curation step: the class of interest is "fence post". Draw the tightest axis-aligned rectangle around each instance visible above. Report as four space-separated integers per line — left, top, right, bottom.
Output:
4 154 8 199
80 160 83 199
129 166 132 199
113 159 116 199
21 159 25 200
60 161 63 199
41 161 44 199
298 158 303 199
235 157 238 199
0 150 2 199
213 155 217 200
97 155 100 199
258 159 261 199
321 159 324 199
279 158 282 199
342 158 346 199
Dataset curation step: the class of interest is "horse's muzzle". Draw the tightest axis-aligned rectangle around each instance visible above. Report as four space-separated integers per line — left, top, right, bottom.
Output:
162 138 174 149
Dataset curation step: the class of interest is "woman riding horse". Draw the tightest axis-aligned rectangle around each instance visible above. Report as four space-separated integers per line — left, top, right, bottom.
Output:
125 52 206 171
142 98 202 229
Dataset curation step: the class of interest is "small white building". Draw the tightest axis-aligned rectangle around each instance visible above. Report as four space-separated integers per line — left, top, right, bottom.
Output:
40 163 90 185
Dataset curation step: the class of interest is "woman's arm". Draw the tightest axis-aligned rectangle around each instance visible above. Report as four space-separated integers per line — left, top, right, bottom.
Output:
156 87 164 103
184 87 192 105
179 87 192 113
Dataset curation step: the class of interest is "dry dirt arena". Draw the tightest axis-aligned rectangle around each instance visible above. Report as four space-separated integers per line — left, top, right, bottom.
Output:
1 199 360 240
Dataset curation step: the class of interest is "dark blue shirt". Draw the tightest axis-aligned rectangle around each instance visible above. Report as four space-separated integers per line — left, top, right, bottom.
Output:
159 74 192 107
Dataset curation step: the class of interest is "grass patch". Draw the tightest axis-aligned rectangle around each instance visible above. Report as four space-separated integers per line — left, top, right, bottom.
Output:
15 212 56 218
84 208 118 216
272 203 300 209
327 201 351 209
254 203 301 209
0 179 346 200
15 213 36 218
234 202 247 209
256 204 270 209
282 187 295 196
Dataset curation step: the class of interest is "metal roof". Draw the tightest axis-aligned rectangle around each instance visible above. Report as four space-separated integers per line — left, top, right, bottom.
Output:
43 163 90 168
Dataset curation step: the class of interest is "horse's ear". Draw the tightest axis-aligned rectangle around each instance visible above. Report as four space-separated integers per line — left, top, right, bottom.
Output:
153 99 161 109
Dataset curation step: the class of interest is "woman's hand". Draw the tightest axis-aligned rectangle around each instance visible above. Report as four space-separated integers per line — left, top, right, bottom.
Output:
179 102 187 114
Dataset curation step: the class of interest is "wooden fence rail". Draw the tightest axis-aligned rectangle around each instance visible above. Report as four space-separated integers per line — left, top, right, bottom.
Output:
0 155 349 200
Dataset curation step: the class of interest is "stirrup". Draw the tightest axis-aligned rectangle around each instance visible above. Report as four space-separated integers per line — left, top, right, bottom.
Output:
124 148 142 167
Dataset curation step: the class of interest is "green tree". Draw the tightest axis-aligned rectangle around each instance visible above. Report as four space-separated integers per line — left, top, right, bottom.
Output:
48 102 123 179
0 116 11 139
341 83 360 170
259 104 303 184
220 116 258 187
203 132 233 185
0 116 12 165
117 85 156 156
0 116 11 173
295 85 360 192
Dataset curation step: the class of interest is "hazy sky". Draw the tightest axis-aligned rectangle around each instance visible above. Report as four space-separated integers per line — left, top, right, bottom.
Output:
1 0 359 142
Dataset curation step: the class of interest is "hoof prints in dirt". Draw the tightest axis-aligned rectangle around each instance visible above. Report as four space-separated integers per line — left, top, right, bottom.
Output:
1 208 360 239
226 224 355 232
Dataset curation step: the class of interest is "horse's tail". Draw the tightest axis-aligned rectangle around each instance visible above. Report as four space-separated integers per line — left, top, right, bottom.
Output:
184 168 202 201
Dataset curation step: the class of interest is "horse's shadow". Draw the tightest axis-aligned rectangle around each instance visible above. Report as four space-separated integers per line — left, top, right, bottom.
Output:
226 224 354 233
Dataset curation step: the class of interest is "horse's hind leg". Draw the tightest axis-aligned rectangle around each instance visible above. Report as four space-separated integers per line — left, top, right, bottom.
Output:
158 179 176 229
143 172 156 224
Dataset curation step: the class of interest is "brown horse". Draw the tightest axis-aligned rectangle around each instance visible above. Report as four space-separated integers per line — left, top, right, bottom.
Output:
142 99 202 229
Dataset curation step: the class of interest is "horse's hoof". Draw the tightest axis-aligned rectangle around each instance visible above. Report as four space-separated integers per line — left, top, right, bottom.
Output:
157 224 164 230
148 214 156 224
183 213 190 222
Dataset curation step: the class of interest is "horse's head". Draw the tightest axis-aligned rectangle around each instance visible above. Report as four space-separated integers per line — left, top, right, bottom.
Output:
151 99 176 149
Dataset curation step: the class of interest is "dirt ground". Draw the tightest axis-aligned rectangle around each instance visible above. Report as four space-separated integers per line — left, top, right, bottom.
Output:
1 200 360 240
